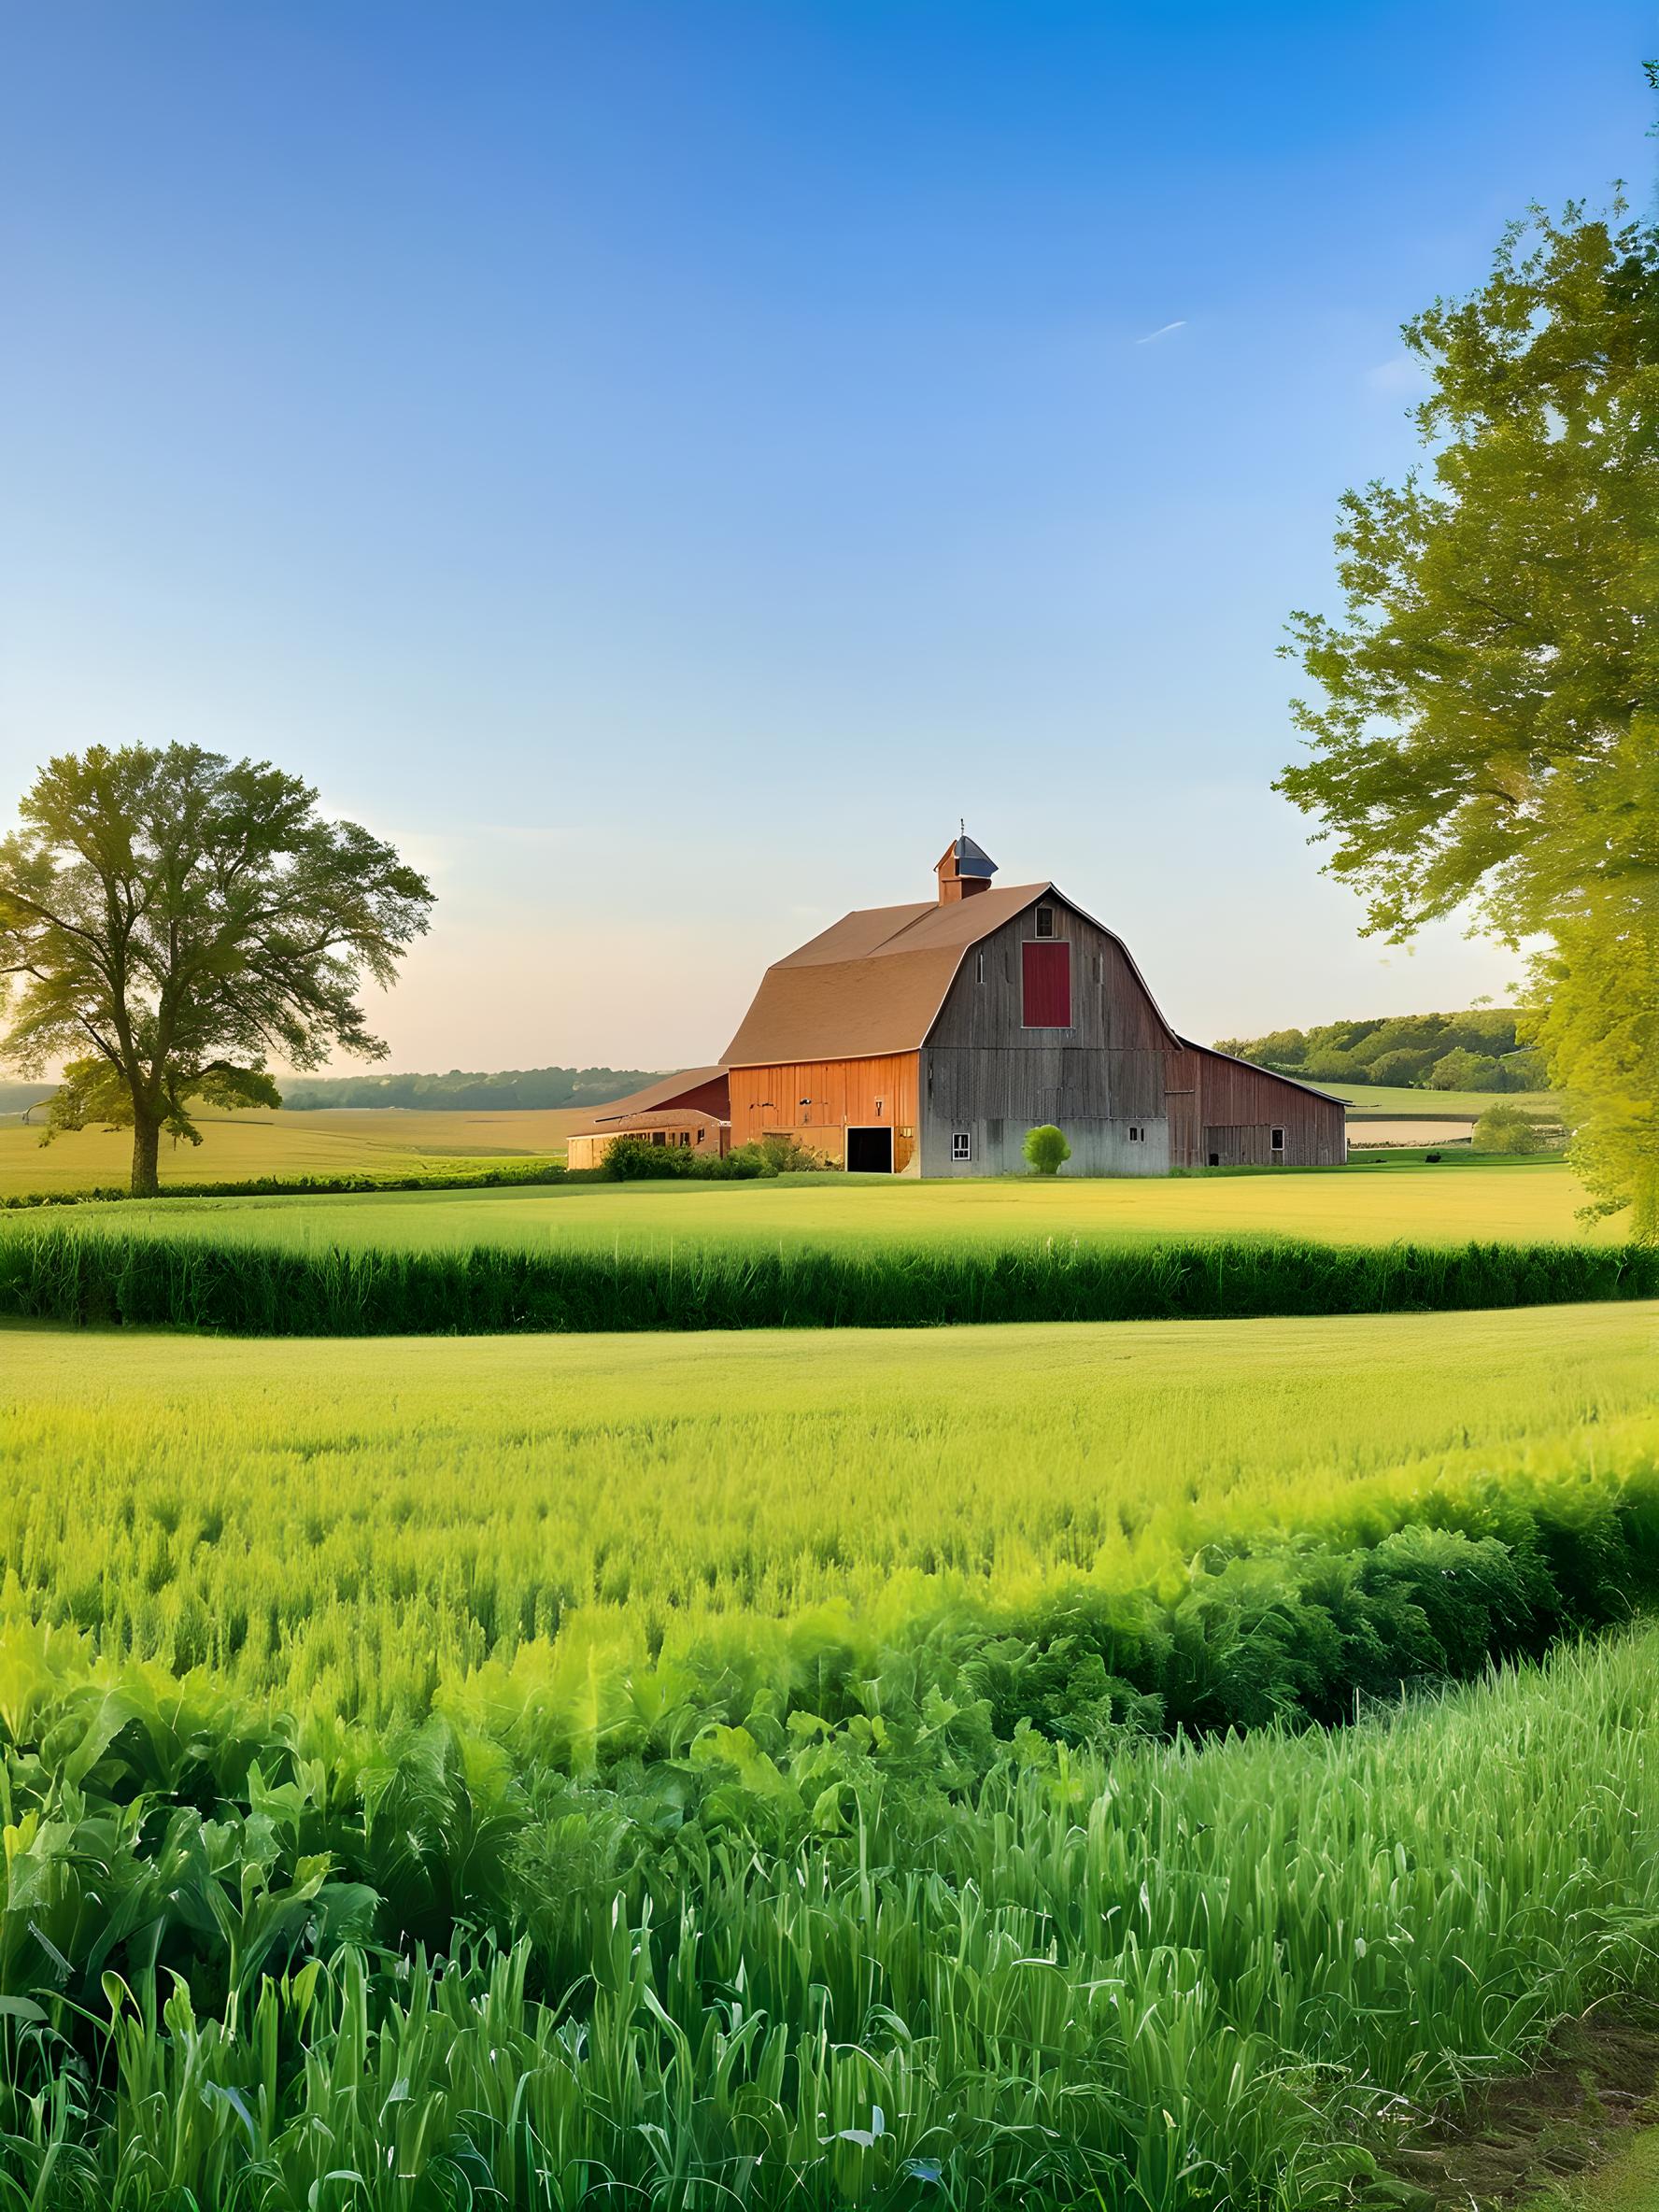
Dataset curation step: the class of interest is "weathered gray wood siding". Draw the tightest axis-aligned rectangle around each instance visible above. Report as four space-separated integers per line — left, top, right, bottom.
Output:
1167 1045 1346 1170
919 896 1173 1175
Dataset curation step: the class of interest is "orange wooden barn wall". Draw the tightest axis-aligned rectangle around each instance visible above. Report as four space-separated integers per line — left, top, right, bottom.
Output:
728 1054 920 1171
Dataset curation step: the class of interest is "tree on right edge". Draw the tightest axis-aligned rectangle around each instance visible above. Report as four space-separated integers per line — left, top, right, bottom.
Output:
1279 187 1659 1235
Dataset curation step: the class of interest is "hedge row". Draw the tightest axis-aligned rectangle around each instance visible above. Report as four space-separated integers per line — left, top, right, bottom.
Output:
2 1220 1655 1334
0 1159 567 1210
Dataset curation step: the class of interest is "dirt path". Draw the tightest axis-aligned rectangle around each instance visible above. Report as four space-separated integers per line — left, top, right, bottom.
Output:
1384 2002 1659 2207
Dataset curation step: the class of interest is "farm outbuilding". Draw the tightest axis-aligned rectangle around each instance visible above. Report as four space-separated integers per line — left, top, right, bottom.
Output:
561 1066 730 1170
565 836 1346 1177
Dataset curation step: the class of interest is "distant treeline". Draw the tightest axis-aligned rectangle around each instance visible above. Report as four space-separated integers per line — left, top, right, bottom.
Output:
0 1082 54 1116
1213 1011 1547 1094
1 1068 663 1117
275 1066 663 1112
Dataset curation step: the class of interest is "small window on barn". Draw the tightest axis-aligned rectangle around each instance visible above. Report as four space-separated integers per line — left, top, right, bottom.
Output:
874 1098 885 1115
1208 1152 1220 1168
952 1131 971 1162
1127 1125 1141 1142
976 948 985 984
1271 1127 1284 1154
1035 906 1055 938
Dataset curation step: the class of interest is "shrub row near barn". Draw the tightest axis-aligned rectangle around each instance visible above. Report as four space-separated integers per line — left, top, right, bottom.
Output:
0 1158 570 1208
2 1216 1655 1333
0 1131 837 1208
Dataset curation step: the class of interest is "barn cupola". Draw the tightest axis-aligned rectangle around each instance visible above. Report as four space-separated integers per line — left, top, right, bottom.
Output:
935 829 998 903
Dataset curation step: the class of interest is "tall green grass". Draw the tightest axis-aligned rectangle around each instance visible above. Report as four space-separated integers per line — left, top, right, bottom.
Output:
6 1308 1658 1724
10 1309 1659 2202
9 1621 1659 2206
2 1218 1653 1332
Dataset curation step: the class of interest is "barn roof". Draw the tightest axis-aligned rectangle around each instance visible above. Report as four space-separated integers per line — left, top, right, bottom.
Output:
582 1067 730 1125
588 1108 730 1130
723 883 1181 1065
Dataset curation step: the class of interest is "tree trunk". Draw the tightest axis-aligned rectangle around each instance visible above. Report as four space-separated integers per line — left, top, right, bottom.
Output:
130 1112 162 1198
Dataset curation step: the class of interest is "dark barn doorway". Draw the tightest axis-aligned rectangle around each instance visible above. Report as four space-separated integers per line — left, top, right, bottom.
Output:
845 1127 894 1173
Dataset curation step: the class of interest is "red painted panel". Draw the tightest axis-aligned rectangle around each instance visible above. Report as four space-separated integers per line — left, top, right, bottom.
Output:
1021 941 1071 1028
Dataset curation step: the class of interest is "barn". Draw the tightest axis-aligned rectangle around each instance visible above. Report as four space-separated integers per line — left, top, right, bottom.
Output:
565 834 1346 1177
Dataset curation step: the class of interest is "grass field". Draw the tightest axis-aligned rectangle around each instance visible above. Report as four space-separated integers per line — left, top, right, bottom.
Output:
8 1294 1659 2205
1538 2132 1659 2210
10 1524 1659 2205
30 1151 1598 1254
0 1104 574 1193
6 1300 1656 1711
1326 1080 1562 1119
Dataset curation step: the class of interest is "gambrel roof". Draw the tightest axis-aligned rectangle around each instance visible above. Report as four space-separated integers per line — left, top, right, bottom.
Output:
722 884 1182 1066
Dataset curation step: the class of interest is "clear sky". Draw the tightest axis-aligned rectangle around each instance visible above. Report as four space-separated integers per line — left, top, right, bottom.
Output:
2 2 1652 1071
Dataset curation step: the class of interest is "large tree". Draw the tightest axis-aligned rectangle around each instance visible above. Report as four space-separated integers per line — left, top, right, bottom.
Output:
1279 194 1659 1230
0 744 434 1194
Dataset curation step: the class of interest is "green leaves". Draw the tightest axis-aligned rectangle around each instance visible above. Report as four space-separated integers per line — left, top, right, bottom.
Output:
0 743 433 1195
1282 203 1659 943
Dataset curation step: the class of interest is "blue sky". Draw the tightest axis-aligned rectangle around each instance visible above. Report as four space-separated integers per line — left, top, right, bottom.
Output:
2 1 1652 1070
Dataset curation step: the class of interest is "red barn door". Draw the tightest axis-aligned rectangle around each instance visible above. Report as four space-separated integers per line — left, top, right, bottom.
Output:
1022 941 1071 1028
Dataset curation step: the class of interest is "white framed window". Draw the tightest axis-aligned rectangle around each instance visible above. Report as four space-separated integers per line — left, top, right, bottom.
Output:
1127 1125 1142 1142
1035 905 1055 938
952 1130 971 1162
1271 1127 1284 1154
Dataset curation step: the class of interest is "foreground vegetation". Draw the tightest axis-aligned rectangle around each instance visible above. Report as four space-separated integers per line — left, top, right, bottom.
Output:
4 1303 1657 1717
8 1306 1659 2205
9 1612 1659 2206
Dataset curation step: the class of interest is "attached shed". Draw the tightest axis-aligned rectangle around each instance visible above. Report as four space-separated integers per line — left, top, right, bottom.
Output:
717 836 1346 1177
1165 1042 1346 1170
563 1066 731 1170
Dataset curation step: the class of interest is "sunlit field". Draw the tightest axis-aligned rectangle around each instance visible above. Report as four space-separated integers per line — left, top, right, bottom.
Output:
1330 1080 1561 1119
6 1299 1655 1712
27 1152 1597 1254
0 1104 573 1193
8 1297 1659 2205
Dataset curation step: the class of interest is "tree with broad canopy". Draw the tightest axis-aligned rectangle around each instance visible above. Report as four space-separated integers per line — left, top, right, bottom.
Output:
0 744 434 1195
1279 188 1659 1234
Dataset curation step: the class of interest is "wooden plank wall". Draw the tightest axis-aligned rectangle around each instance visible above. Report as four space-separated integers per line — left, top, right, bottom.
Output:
1168 1046 1345 1168
924 1046 1165 1123
928 901 1171 1056
727 1054 920 1172
917 900 1178 1175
